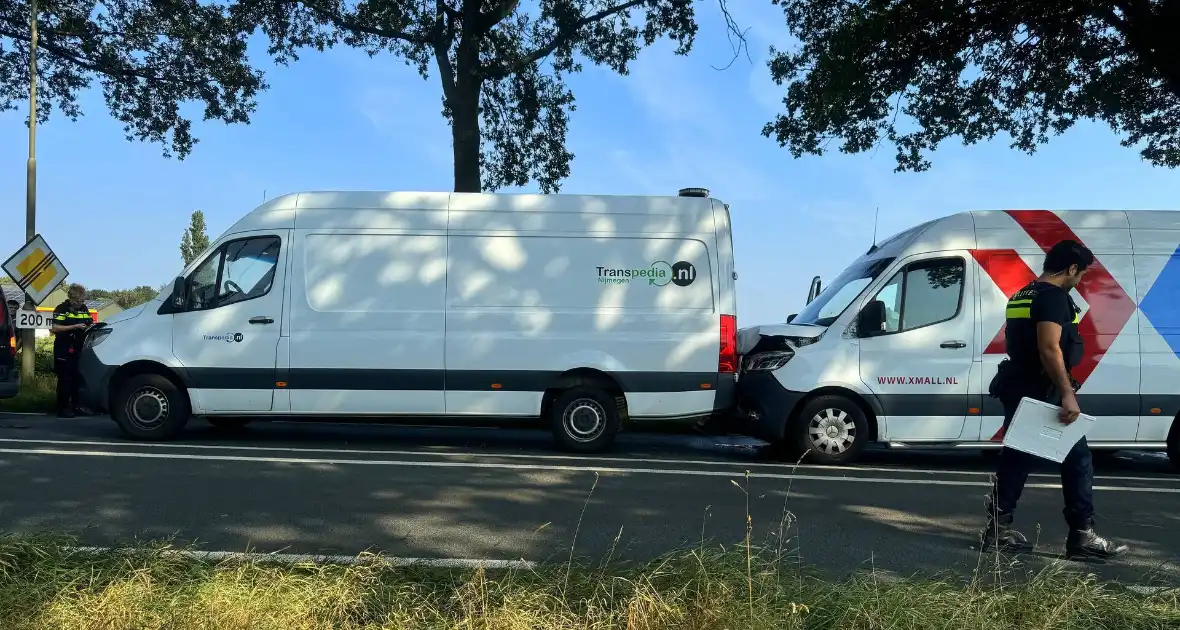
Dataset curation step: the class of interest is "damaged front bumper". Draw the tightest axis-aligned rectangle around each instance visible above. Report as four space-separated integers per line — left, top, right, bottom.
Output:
730 371 808 442
726 326 822 443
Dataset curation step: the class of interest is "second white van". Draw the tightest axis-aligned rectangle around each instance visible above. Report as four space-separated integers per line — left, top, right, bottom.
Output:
77 190 738 452
733 209 1180 469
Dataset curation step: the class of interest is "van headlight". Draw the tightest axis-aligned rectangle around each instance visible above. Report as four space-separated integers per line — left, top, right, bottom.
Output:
84 326 111 349
743 350 794 373
787 335 820 348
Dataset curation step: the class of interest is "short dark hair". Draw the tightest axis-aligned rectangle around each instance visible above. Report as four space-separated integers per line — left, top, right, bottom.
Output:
1042 240 1095 274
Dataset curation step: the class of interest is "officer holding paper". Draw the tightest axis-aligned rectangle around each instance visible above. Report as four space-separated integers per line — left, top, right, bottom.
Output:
980 240 1126 560
49 283 93 418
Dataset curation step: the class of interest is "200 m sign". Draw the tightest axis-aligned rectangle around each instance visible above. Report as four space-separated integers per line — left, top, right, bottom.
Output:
14 310 52 330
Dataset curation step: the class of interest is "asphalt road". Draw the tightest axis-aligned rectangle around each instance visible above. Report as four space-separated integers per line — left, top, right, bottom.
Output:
0 413 1177 585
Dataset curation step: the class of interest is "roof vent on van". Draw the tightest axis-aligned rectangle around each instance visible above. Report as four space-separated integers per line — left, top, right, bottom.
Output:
678 187 710 198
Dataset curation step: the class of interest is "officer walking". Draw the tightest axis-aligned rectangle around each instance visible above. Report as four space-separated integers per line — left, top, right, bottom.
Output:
981 240 1127 560
49 283 93 418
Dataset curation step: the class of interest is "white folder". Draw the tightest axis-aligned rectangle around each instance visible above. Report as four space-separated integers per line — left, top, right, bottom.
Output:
1002 396 1096 463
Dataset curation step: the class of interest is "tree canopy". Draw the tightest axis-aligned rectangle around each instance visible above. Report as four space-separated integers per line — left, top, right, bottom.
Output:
232 0 734 192
88 285 158 308
180 210 211 266
0 0 265 158
762 0 1180 172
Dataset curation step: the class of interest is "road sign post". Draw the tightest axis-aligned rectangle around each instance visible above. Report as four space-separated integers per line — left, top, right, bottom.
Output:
22 0 40 383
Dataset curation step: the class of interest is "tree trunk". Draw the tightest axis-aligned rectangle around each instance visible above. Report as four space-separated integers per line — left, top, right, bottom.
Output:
449 75 483 193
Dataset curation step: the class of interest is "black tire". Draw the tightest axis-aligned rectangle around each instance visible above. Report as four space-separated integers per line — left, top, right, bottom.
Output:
788 394 869 465
111 373 189 441
208 418 250 432
549 387 620 453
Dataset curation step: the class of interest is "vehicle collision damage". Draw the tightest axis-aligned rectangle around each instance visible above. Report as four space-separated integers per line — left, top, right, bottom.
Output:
726 323 825 446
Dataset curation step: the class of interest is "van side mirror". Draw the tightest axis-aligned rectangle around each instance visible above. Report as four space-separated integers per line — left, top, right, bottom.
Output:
158 277 186 315
787 313 797 323
170 277 186 307
857 300 887 337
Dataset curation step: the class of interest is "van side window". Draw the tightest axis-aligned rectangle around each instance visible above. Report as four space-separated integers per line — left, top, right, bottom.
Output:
187 251 224 311
218 237 280 307
875 274 903 333
871 257 965 333
185 236 281 311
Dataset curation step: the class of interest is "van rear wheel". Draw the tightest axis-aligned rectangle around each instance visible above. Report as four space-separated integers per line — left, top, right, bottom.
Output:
112 374 189 441
550 387 619 453
789 395 868 465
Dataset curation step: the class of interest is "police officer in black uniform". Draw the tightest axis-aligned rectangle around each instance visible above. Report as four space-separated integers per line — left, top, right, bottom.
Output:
49 283 93 418
981 240 1127 560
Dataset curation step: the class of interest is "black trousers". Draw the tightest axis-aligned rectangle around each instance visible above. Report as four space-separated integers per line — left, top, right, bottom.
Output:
54 356 81 412
992 380 1095 530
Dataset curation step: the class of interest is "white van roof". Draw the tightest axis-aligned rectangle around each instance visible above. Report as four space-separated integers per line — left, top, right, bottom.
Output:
225 191 719 233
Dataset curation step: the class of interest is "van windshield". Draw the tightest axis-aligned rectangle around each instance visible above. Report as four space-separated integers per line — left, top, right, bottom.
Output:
792 257 895 327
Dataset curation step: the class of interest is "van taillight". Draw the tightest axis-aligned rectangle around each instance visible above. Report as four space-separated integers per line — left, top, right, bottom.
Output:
719 314 737 374
8 335 14 357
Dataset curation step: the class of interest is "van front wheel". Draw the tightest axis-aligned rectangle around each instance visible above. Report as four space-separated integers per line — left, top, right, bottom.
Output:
790 395 869 465
550 387 619 453
112 374 189 441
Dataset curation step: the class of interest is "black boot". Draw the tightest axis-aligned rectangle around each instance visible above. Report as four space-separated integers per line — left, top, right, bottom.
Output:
980 494 1031 552
1066 520 1128 560
980 512 1031 552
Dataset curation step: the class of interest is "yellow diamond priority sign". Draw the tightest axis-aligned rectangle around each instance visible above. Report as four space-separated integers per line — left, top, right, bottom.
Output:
3 234 69 306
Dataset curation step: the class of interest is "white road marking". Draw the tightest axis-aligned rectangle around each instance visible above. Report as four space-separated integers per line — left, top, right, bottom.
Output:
0 436 1173 483
2 446 1178 493
67 546 533 569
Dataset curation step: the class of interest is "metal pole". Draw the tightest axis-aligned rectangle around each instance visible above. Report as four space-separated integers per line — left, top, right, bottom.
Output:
21 0 38 384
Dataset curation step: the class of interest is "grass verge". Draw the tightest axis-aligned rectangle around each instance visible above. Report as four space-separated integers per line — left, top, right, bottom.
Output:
0 533 1175 630
0 373 55 413
0 338 57 413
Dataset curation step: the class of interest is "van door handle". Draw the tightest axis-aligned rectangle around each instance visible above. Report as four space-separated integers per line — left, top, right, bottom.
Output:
249 316 274 325
940 340 966 349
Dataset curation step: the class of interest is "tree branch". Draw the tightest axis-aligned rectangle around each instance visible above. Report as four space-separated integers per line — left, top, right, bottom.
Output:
476 0 520 34
1108 0 1180 100
432 0 458 99
0 25 211 91
710 0 751 71
301 2 431 45
480 0 645 79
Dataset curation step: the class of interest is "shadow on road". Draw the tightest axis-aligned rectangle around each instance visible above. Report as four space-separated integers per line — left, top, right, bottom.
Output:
0 416 1176 585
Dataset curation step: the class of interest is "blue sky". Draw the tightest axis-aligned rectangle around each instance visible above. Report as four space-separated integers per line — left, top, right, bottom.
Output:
2 2 1179 325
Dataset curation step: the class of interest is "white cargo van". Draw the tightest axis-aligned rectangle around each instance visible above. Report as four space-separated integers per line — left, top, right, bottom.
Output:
78 190 739 452
734 209 1180 468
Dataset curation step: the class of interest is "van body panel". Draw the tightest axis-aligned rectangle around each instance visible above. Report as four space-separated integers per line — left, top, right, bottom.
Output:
286 223 448 415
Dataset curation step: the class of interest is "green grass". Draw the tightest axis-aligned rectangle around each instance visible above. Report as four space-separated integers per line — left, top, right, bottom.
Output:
0 533 1174 630
0 337 56 414
0 373 55 413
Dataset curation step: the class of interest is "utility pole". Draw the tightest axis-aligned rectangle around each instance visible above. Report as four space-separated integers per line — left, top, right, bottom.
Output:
21 0 38 383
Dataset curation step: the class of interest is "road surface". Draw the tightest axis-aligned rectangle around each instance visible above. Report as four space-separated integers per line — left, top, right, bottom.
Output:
0 414 1176 585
